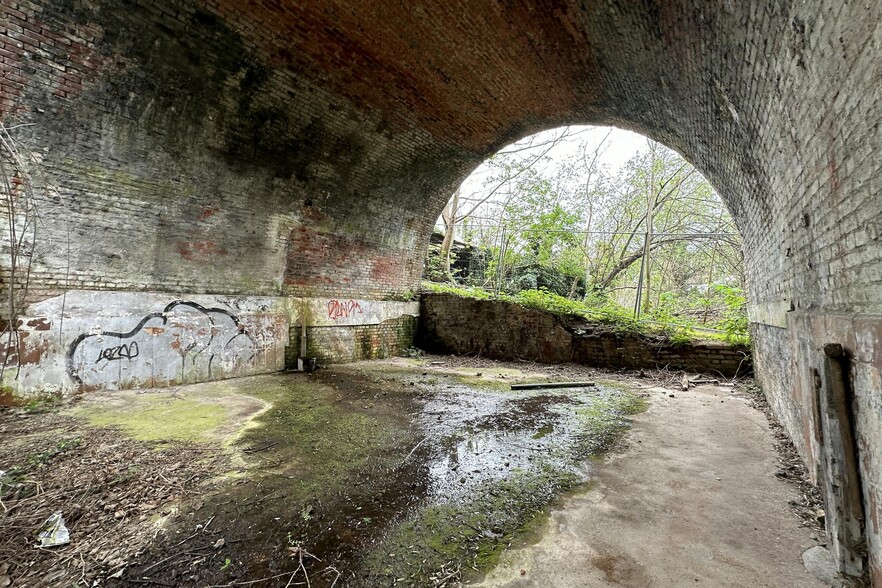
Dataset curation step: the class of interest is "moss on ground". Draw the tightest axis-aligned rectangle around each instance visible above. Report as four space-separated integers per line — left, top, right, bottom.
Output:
356 384 647 587
573 389 647 457
231 377 401 502
358 464 581 587
62 365 648 587
71 395 228 443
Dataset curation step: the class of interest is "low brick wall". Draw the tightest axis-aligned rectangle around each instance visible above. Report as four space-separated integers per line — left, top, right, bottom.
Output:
287 316 418 366
418 293 751 377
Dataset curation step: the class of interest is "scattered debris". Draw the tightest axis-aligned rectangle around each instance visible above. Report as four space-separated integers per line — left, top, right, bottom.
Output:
741 383 825 536
0 410 226 588
35 512 70 547
2 356 768 588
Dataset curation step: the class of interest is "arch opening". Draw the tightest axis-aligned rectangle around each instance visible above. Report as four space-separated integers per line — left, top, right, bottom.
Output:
424 125 748 344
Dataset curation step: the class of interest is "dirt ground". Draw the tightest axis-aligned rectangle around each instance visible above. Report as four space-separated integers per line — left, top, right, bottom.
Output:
0 356 829 587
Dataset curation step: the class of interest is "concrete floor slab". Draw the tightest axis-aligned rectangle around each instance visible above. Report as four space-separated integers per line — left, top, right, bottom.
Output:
476 385 827 588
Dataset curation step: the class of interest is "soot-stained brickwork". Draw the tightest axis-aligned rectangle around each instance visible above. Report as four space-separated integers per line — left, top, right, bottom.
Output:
1 0 881 580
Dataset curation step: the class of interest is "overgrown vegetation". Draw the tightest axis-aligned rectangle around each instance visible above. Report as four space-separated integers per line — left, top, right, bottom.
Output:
0 121 42 388
423 282 749 344
425 127 750 345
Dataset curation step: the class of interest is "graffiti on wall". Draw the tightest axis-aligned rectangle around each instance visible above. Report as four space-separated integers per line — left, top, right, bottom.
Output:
67 301 256 387
327 299 363 320
96 342 140 362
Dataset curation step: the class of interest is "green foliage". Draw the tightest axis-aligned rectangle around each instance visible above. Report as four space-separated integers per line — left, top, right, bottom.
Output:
426 129 750 345
422 281 751 345
382 289 418 302
424 242 456 283
422 281 494 300
713 284 749 342
515 289 586 317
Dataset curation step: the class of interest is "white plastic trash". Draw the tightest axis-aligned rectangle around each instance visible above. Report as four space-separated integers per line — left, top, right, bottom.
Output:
35 512 70 547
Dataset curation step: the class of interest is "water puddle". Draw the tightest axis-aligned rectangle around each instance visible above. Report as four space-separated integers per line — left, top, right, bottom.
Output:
114 361 644 587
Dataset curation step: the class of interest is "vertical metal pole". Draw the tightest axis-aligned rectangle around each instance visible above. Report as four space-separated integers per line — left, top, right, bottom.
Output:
300 299 308 358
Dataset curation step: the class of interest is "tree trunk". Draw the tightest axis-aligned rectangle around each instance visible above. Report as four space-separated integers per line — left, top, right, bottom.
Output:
642 142 656 314
440 188 460 280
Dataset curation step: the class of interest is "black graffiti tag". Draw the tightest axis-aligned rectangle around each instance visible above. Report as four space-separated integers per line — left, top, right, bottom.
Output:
67 300 255 385
96 342 139 363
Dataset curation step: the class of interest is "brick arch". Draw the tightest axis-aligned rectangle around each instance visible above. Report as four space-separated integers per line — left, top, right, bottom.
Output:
2 1 881 580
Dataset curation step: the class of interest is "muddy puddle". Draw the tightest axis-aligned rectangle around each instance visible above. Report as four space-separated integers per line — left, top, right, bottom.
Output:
111 360 644 587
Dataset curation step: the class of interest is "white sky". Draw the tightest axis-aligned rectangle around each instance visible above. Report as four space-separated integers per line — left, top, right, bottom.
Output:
444 125 651 229
459 125 650 197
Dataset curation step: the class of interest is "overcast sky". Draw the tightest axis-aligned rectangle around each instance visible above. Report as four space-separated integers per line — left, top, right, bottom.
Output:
459 125 649 198
451 125 651 227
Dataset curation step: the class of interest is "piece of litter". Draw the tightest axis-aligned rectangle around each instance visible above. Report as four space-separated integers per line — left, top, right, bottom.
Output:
36 512 70 548
213 538 225 549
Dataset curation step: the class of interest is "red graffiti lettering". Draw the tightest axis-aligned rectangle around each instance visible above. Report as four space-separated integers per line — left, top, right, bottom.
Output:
328 299 363 320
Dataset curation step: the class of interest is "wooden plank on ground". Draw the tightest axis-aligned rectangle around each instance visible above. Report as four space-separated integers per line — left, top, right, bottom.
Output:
510 381 595 390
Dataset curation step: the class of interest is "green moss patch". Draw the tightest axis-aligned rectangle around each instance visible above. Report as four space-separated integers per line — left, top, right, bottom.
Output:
357 464 582 587
355 382 647 586
71 395 229 443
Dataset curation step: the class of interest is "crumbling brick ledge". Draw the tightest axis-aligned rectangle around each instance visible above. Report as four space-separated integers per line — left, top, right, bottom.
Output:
418 293 752 378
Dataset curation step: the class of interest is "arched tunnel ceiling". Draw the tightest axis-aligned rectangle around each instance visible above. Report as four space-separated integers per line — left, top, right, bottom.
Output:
229 1 602 150
201 0 879 313
3 0 879 309
197 0 732 203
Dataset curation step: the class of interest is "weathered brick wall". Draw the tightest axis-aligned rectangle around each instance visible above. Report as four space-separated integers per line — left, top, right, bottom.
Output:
2 292 418 394
287 316 418 366
0 0 447 301
419 294 751 378
1 0 880 579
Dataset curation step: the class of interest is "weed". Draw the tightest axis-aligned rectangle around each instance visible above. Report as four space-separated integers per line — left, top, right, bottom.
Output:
110 465 139 487
28 437 82 468
20 393 62 414
422 283 751 346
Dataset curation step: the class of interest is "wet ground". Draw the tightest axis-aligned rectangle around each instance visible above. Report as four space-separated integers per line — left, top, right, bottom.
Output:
475 382 830 588
0 357 644 587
